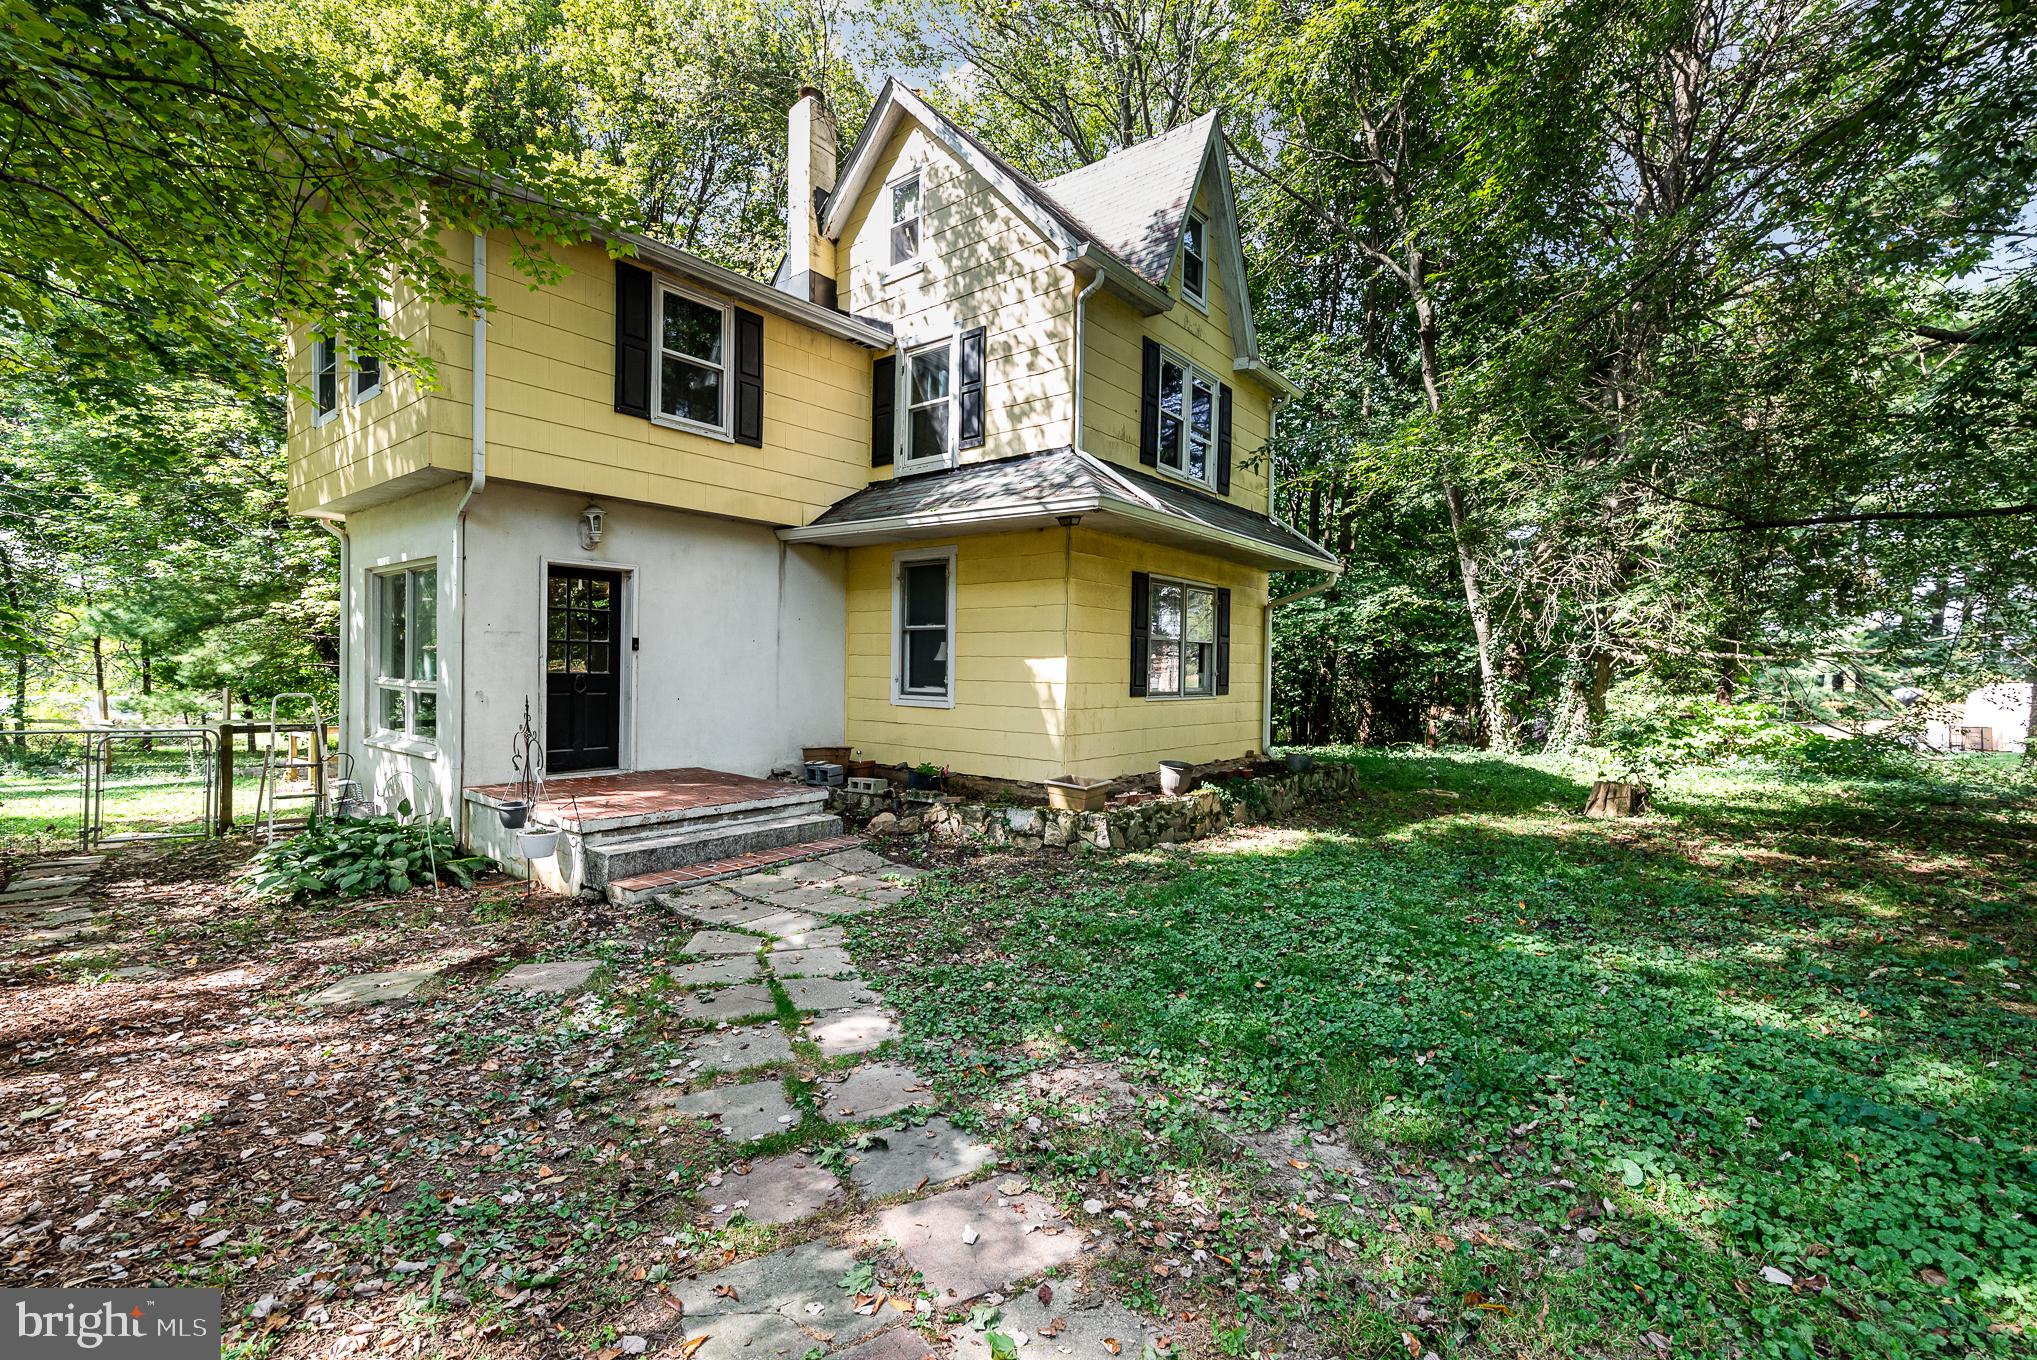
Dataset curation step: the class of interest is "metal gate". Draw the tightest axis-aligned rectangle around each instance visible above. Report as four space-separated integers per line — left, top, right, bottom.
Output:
80 728 218 849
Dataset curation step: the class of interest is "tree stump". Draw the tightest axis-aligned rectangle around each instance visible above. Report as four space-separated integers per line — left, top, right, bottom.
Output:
1584 779 1650 818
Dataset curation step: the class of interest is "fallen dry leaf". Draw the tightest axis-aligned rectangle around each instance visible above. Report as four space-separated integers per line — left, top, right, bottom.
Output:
680 1336 710 1359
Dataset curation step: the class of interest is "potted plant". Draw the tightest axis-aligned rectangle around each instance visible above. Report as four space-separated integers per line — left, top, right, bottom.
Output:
1044 775 1111 812
498 698 544 828
907 761 946 791
1158 760 1195 796
515 826 560 859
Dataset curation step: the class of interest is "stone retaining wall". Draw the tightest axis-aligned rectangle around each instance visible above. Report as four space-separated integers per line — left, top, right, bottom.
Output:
827 763 1361 854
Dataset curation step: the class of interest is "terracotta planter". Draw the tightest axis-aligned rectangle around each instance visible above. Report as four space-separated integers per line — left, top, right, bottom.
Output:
1045 776 1111 812
847 759 877 779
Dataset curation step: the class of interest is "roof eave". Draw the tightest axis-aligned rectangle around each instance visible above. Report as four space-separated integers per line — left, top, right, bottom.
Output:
607 229 892 347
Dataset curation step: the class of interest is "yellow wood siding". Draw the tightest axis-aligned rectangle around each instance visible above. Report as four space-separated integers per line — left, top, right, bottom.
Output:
1079 182 1274 514
288 232 875 526
844 526 1264 783
837 122 1076 473
287 279 458 514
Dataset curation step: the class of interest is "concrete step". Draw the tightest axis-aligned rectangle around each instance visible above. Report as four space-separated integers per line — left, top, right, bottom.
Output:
603 833 864 905
585 810 844 890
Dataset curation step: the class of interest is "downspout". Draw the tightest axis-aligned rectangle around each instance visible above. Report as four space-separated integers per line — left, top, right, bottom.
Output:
316 516 350 772
1069 263 1107 449
453 230 488 837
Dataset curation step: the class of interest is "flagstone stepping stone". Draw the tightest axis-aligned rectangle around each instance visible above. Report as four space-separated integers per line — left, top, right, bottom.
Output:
665 883 742 912
724 866 806 899
780 976 880 1013
8 923 105 952
874 1182 1086 1304
20 907 99 928
806 1008 901 1058
874 864 928 881
718 1152 844 1224
745 910 824 940
646 1078 798 1142
109 965 167 981
843 1118 997 1198
756 885 847 912
770 946 856 977
657 1241 894 1356
493 960 601 993
820 895 892 918
669 955 760 987
20 856 104 873
820 1062 932 1122
674 982 779 1022
820 847 892 875
944 1274 1163 1357
827 874 911 899
682 929 764 956
772 925 845 951
4 872 89 891
675 1025 795 1075
827 1331 935 1360
305 970 433 1009
786 860 845 884
0 882 83 905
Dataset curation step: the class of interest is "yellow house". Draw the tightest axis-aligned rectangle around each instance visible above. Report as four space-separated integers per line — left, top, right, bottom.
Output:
287 78 1336 895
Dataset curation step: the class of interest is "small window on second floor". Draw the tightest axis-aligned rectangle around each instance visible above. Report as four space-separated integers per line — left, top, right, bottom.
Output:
353 350 382 403
1181 211 1208 307
313 333 339 423
1156 349 1217 486
889 171 922 268
657 285 729 433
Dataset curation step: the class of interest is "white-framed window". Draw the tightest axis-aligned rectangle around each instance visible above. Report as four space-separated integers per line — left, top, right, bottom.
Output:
655 283 731 435
1181 210 1208 308
888 170 923 269
352 349 382 404
900 336 955 470
1155 348 1218 487
373 563 439 741
351 297 391 404
892 546 956 707
1147 576 1217 698
312 333 339 425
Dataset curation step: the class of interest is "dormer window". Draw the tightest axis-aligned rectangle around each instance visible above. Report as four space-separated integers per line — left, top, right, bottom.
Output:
1181 211 1208 307
903 337 953 467
889 171 922 268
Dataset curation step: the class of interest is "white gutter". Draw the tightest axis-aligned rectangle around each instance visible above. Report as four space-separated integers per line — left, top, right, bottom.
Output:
452 230 488 837
1069 265 1107 447
315 516 349 766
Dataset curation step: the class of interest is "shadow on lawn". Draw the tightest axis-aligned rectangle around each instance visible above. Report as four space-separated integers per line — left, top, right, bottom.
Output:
869 770 2037 1354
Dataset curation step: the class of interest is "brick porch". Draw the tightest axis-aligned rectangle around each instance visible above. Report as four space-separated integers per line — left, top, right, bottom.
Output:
466 767 805 832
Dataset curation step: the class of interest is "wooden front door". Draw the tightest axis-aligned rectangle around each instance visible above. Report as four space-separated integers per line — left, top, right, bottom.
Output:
546 565 623 772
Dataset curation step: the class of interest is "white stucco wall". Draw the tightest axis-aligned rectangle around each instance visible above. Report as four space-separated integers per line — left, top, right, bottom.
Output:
459 483 846 786
337 481 468 823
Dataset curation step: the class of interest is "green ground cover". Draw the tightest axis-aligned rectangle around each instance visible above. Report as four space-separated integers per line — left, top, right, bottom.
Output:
855 749 2037 1358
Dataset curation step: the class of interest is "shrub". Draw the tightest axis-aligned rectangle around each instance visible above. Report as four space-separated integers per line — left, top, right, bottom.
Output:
1599 695 1811 781
243 811 491 900
1785 730 1922 779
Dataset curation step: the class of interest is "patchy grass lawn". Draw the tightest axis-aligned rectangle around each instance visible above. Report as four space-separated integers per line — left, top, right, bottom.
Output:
852 750 2036 1359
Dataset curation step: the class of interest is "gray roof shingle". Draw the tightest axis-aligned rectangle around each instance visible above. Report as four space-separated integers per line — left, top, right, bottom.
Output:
1042 113 1218 288
797 448 1338 570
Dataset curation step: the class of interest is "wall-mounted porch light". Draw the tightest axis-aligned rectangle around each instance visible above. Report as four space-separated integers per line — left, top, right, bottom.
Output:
579 504 607 550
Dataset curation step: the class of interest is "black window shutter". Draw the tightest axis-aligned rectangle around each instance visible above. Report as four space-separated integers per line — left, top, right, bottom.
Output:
871 354 896 467
614 261 653 417
1215 587 1232 695
1130 571 1151 697
958 326 986 449
733 307 764 446
1217 383 1234 494
1139 338 1161 466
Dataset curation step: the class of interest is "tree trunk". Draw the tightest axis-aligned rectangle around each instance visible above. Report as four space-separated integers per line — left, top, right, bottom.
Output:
1585 779 1650 818
92 635 109 724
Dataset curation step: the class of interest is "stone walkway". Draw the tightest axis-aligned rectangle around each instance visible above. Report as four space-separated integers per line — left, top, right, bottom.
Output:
298 841 1165 1356
0 853 114 958
624 845 1160 1359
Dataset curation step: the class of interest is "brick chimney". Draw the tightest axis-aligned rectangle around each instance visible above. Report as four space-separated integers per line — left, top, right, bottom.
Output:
782 87 839 309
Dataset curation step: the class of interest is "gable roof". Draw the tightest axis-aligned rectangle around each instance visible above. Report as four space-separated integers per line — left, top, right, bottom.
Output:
780 446 1339 572
824 80 1294 395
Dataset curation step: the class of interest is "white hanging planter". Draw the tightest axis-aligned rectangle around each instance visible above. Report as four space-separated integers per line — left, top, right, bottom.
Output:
515 828 560 860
